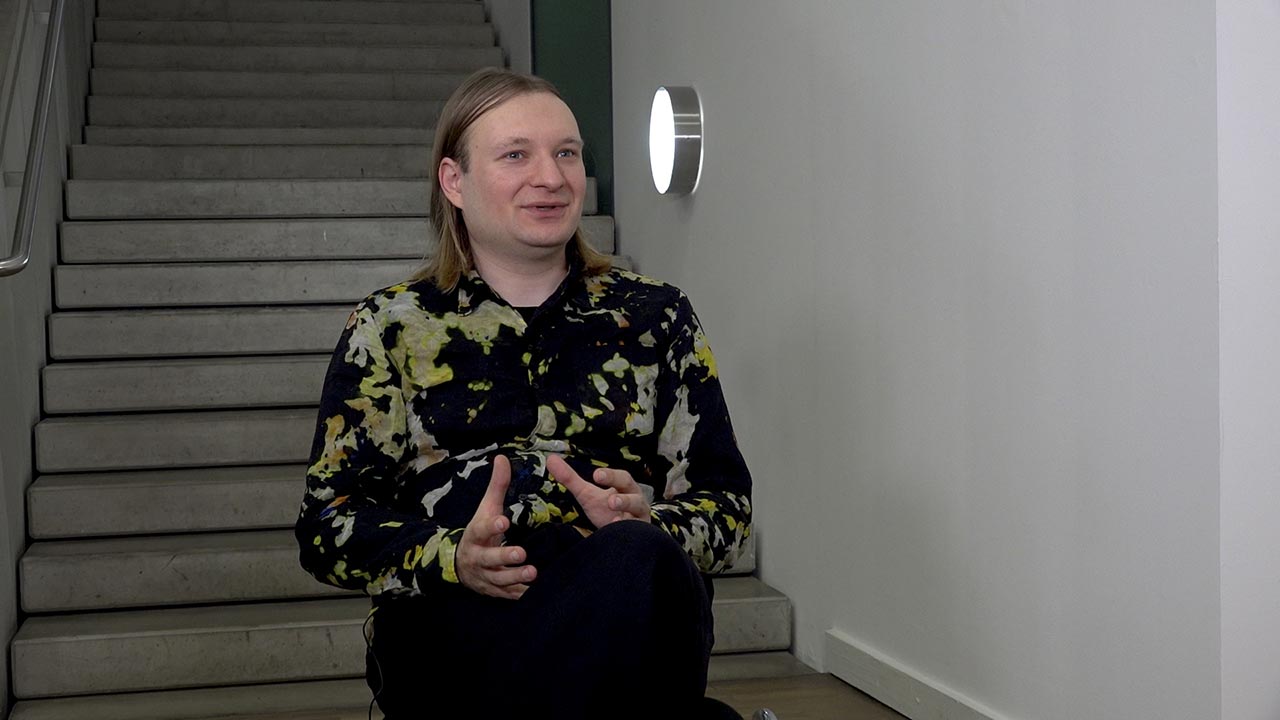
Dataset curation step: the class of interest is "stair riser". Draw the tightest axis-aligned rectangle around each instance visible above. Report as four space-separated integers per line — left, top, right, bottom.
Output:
60 217 614 263
43 357 330 414
98 0 485 24
60 218 427 263
12 602 369 698
56 261 415 308
35 409 315 473
65 179 598 220
72 145 432 180
92 69 468 100
94 42 502 72
9 651 810 720
49 306 351 359
95 19 494 47
22 540 350 613
27 467 306 539
13 590 788 697
85 126 435 144
88 97 446 128
20 535 757 612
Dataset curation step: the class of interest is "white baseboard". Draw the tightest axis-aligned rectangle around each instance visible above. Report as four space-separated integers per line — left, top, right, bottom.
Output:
824 628 1015 720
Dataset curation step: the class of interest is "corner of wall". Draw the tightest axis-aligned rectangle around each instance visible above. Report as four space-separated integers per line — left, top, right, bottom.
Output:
825 629 1014 720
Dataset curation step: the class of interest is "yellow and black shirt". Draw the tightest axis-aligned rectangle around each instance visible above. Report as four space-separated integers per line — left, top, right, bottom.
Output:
296 263 752 596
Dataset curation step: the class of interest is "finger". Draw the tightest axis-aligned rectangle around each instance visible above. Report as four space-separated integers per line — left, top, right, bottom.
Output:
472 544 527 569
500 583 530 600
547 454 592 496
592 467 640 492
483 564 537 588
466 511 508 546
607 492 649 518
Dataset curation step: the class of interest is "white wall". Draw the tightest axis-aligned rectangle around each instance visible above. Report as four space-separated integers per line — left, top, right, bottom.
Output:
1218 2 1280 719
612 3 1219 719
482 0 531 73
0 0 93 712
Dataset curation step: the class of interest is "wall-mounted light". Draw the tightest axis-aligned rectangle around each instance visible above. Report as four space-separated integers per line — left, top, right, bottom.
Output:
648 86 703 195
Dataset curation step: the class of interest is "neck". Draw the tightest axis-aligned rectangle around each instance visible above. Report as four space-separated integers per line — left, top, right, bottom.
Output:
471 244 570 307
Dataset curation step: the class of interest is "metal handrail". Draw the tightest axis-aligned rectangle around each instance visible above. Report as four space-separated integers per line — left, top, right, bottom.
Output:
0 0 67 278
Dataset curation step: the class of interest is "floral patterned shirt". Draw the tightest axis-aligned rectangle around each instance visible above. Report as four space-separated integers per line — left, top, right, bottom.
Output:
296 263 752 596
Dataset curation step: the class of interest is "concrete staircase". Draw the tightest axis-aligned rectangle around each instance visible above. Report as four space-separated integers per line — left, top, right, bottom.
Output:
10 1 799 717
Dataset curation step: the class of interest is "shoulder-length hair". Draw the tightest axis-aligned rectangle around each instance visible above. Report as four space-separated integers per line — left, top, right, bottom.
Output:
412 67 611 290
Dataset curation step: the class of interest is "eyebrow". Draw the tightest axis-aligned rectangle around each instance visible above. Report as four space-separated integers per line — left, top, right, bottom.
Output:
493 136 583 150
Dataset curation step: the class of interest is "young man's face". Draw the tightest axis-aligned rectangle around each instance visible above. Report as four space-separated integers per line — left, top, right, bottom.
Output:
440 92 587 264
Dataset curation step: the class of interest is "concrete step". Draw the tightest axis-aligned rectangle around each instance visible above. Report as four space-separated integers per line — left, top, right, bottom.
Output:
91 69 469 100
35 408 315 473
27 465 307 539
21 530 350 612
60 216 615 263
56 248 617 307
88 97 447 128
11 577 789 698
85 125 435 145
11 653 813 720
26 467 754 579
93 42 502 73
55 259 416 308
65 178 598 219
71 144 433 180
43 355 330 413
97 0 485 24
47 306 351 359
20 529 752 611
95 19 494 47
59 218 424 263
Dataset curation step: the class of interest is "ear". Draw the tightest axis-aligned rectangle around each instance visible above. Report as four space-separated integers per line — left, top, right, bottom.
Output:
438 157 465 209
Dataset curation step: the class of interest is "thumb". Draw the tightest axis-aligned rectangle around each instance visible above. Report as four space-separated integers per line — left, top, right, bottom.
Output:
480 455 512 518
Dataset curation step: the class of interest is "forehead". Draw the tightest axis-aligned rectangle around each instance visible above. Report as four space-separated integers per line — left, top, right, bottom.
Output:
466 92 581 149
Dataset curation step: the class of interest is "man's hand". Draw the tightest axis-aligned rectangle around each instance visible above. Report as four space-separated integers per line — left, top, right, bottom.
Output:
546 455 652 530
457 455 536 599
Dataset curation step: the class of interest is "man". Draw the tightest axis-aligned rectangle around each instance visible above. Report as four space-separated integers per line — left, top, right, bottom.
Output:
296 68 752 719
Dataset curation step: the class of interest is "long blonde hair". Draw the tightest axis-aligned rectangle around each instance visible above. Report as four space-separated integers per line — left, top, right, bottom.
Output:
414 67 611 290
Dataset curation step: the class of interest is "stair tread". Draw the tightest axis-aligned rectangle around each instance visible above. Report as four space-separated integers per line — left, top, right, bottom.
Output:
90 69 471 100
92 42 502 73
21 529 753 611
97 0 486 24
16 577 777 639
25 528 299 558
65 178 597 219
54 258 422 308
85 126 436 144
73 144 433 178
28 464 307 539
43 354 329 413
59 217 614 263
93 19 494 48
10 653 813 720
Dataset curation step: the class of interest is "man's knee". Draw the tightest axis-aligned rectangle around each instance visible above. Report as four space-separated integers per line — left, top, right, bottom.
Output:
593 519 688 566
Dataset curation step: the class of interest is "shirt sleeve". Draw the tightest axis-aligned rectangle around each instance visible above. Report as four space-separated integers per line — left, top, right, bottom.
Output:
295 299 464 596
648 292 753 573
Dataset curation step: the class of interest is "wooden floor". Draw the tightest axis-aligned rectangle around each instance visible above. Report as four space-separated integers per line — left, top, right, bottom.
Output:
709 674 908 720
223 673 907 720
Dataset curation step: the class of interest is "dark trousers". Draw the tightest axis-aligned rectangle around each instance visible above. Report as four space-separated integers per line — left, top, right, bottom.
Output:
366 521 731 719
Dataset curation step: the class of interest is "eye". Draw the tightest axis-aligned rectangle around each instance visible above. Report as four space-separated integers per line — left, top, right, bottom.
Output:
504 150 525 160
558 148 579 158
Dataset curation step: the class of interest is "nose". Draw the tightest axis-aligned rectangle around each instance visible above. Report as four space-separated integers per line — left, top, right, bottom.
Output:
530 153 566 189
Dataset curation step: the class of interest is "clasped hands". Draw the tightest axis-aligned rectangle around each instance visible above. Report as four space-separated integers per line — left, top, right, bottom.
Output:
456 454 651 599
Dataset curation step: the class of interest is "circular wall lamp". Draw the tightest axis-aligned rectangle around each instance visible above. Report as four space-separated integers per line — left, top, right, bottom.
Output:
648 86 703 195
